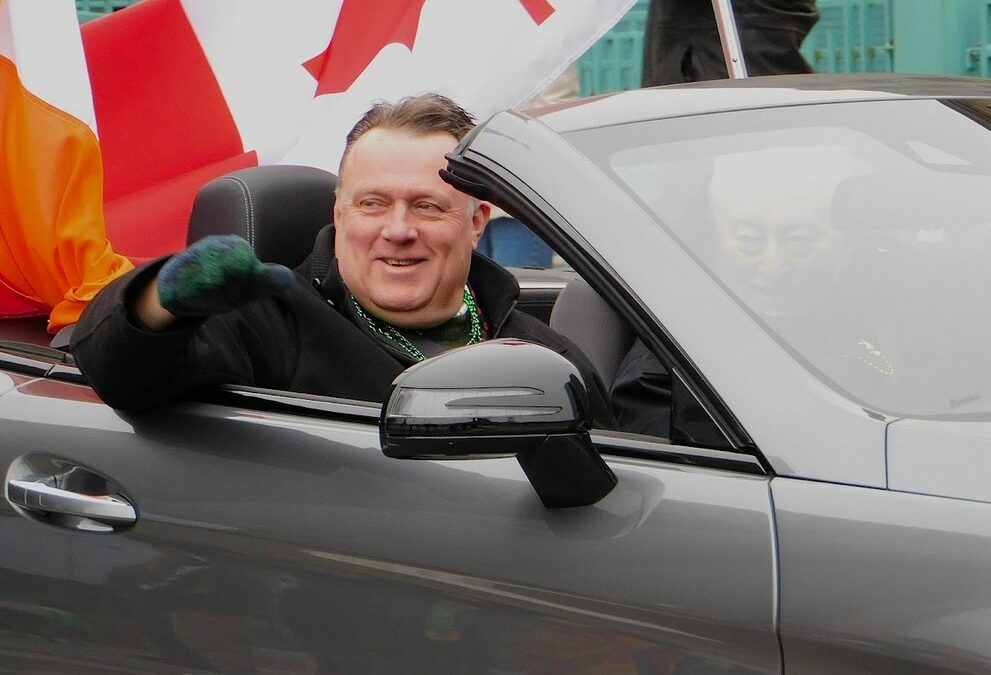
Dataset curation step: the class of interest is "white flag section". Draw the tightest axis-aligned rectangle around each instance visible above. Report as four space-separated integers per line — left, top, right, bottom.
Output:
284 0 637 170
3 0 635 273
179 0 344 165
0 0 96 131
180 0 636 170
1 0 636 321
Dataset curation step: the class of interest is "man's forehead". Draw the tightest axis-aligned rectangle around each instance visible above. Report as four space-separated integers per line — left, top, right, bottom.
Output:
339 128 458 192
346 129 456 166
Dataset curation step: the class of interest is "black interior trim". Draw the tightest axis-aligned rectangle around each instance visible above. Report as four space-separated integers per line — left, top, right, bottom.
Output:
0 340 76 377
47 364 87 385
202 384 382 423
0 350 53 378
591 430 768 476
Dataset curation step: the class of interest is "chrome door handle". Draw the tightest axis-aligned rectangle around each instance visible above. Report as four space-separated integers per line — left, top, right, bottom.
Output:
7 479 136 525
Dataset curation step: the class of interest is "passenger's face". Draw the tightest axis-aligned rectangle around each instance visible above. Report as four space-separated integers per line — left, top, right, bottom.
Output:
713 175 846 318
334 129 489 329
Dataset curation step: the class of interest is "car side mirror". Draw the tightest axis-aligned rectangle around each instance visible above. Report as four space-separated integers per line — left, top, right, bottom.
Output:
380 339 617 508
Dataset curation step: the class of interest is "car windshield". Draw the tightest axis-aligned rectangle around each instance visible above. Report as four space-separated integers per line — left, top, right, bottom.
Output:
566 98 991 417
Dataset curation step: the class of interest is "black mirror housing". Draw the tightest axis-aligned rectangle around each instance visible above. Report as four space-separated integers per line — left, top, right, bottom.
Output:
380 340 616 508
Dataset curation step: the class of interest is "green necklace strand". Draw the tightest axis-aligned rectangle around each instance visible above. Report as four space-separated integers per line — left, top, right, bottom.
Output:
350 287 484 362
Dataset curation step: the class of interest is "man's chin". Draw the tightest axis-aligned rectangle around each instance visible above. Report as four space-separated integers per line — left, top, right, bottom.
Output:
372 297 472 330
365 295 427 321
364 279 424 311
370 297 421 313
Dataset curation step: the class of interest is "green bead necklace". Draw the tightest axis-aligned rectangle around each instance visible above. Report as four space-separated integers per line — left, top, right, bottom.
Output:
350 287 485 362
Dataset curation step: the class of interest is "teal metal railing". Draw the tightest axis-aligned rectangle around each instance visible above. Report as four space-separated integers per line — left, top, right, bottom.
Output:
76 0 136 23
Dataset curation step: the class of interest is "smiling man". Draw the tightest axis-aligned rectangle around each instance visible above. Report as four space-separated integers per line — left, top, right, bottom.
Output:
72 94 614 422
333 112 488 340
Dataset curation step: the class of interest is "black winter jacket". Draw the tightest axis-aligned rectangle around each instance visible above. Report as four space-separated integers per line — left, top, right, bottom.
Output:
72 226 615 424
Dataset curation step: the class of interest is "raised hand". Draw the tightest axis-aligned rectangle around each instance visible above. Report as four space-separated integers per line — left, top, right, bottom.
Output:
156 235 294 317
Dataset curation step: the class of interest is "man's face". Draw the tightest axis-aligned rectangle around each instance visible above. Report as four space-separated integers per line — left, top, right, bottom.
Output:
710 146 855 318
334 128 489 329
714 185 844 318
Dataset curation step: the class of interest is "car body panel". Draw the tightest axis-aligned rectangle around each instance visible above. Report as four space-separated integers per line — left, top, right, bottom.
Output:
887 418 991 503
533 73 991 133
773 476 991 674
0 372 21 398
536 86 903 133
0 375 780 672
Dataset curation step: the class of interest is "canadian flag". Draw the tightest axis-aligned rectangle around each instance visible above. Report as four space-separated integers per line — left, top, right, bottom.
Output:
1 0 636 328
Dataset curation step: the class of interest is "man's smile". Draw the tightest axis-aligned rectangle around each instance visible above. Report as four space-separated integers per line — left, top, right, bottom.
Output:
380 257 425 267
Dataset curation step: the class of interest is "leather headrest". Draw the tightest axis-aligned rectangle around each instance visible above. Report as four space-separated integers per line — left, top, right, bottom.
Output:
187 165 337 268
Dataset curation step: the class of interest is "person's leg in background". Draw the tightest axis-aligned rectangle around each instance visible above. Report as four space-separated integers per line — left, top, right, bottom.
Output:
641 0 819 86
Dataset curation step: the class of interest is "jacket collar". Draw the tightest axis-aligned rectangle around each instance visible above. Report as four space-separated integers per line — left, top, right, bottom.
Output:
302 224 521 332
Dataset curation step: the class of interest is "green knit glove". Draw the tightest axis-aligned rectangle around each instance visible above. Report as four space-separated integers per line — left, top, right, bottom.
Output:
157 235 294 317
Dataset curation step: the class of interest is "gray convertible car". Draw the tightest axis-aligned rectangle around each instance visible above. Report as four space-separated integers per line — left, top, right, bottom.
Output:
3 74 991 673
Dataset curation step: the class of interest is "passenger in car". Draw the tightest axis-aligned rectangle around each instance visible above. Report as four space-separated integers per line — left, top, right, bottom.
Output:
71 93 615 425
608 145 873 440
610 338 672 438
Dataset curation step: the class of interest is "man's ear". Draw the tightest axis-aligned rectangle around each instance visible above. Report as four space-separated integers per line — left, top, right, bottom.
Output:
471 201 491 247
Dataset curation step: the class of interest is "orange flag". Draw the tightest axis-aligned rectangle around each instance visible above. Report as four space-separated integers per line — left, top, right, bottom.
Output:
0 0 133 332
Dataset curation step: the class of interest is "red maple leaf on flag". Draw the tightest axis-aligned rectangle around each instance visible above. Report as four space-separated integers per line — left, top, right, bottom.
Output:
303 0 555 96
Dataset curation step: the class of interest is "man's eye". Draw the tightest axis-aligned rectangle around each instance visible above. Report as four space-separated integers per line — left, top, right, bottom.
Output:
784 241 820 259
783 229 823 257
358 199 385 211
415 202 442 214
729 220 767 255
734 235 765 255
729 224 765 255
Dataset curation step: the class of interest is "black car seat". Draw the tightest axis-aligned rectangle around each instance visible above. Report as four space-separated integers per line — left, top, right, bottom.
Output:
52 165 337 351
549 278 635 390
186 165 338 267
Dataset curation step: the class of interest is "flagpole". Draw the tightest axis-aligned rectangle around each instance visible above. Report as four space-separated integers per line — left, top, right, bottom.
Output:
711 0 748 78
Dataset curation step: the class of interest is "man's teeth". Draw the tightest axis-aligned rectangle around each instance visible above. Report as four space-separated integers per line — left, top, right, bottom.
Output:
385 259 416 266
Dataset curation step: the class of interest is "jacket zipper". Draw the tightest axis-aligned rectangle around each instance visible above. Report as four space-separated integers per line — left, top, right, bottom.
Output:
490 299 517 338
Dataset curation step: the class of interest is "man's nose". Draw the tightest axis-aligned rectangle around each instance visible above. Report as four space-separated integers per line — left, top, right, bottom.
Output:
756 238 788 281
381 203 418 242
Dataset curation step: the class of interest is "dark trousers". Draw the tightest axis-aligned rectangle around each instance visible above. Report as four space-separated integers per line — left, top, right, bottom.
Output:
641 0 820 85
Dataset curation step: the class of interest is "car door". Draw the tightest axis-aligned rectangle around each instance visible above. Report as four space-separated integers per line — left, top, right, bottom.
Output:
0 332 779 674
460 97 991 674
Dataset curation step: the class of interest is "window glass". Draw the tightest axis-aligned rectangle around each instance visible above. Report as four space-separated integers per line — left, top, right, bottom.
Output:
567 99 991 417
